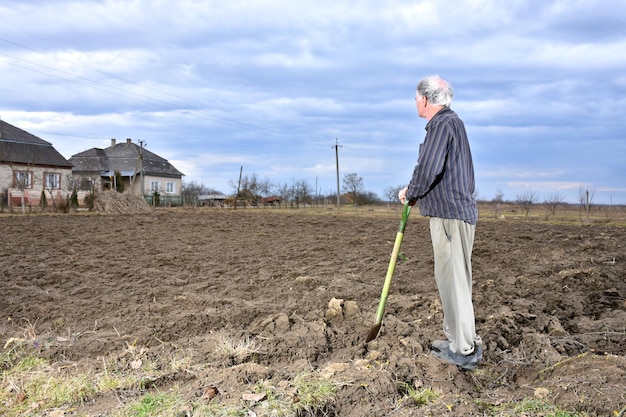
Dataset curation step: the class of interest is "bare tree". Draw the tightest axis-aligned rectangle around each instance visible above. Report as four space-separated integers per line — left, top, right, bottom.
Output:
493 189 505 218
275 182 292 208
181 180 219 206
342 173 364 207
578 186 595 224
230 172 261 206
41 170 76 212
544 192 565 218
181 180 207 197
65 171 81 209
384 185 404 206
515 191 537 217
493 189 504 203
9 164 33 214
257 177 273 201
42 173 61 212
292 179 312 208
357 191 381 205
76 174 98 210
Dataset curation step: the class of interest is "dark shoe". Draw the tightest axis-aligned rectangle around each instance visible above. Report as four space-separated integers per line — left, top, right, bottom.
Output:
431 344 483 370
431 340 450 352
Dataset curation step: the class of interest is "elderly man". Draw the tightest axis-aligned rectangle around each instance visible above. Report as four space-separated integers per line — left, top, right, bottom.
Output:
398 75 483 370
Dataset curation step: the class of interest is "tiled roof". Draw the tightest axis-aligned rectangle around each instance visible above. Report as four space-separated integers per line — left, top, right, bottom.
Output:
69 141 184 178
0 120 73 168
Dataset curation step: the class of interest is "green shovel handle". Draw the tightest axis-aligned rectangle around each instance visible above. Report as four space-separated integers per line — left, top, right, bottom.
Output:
374 201 411 323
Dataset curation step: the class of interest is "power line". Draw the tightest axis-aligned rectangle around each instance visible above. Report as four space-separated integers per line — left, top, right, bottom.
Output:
0 38 317 142
0 53 177 109
1 38 197 108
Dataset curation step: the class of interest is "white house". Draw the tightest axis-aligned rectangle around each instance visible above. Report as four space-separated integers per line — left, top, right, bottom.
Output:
69 138 184 206
0 119 74 210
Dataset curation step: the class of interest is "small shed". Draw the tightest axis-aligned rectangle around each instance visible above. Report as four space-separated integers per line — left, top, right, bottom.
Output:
198 193 227 207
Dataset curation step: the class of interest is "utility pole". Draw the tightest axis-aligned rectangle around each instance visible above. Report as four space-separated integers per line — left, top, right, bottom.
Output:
235 166 243 209
315 176 318 207
138 140 146 198
332 138 342 208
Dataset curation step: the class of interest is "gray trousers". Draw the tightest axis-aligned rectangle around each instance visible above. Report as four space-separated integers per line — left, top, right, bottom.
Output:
430 217 482 355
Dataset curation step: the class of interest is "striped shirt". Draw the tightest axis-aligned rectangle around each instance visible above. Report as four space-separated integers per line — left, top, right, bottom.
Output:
406 107 478 225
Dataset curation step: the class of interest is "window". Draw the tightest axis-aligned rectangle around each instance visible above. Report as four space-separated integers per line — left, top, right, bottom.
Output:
45 173 60 189
80 178 94 191
150 181 160 192
166 182 175 193
15 171 32 189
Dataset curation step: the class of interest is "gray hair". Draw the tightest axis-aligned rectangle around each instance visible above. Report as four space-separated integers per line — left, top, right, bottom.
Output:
416 75 453 107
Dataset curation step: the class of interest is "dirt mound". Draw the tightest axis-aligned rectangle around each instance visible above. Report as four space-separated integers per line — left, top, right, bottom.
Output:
0 209 624 415
92 190 152 214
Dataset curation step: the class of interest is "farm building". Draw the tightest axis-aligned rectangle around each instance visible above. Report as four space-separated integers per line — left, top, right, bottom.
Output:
0 119 74 210
69 138 185 206
0 120 186 209
198 193 227 207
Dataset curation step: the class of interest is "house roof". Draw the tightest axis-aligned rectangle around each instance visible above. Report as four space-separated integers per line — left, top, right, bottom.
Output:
0 120 73 168
69 140 184 178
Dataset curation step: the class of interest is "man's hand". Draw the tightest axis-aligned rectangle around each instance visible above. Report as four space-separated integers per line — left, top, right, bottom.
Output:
398 187 408 204
398 186 416 206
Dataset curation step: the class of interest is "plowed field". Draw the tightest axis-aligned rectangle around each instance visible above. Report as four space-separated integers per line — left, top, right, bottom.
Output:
1 207 624 415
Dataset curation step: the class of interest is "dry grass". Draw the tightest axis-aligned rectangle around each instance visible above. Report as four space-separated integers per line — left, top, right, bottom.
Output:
0 331 341 417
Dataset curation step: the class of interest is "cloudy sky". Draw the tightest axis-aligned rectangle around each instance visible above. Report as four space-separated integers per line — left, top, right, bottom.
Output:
1 0 625 204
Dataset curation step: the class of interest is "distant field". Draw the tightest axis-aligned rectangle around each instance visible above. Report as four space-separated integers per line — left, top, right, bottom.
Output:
233 201 626 226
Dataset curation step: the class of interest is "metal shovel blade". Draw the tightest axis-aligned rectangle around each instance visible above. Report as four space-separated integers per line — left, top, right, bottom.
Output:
366 202 411 342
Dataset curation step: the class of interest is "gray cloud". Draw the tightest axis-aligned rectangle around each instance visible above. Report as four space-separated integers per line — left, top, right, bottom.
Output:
1 0 625 203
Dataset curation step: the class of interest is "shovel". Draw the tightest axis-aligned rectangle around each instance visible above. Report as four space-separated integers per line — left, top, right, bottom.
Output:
366 201 411 343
